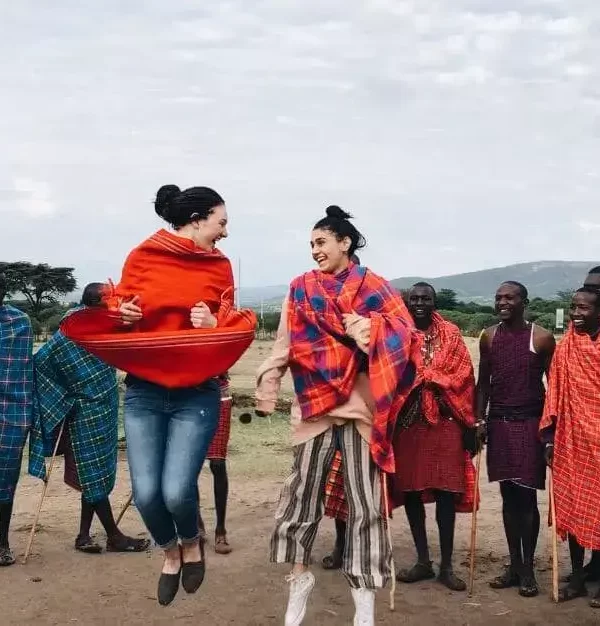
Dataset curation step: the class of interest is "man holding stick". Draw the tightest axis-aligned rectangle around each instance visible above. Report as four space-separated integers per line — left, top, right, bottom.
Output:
565 266 600 584
28 283 149 554
0 272 34 566
540 287 600 608
477 281 555 597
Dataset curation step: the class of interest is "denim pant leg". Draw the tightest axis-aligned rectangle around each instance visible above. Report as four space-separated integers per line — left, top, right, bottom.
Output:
124 383 178 549
162 381 220 544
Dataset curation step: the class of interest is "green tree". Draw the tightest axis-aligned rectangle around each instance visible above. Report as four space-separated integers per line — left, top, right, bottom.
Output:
437 289 458 310
0 262 77 320
261 312 281 334
532 312 556 331
438 310 471 332
556 290 574 303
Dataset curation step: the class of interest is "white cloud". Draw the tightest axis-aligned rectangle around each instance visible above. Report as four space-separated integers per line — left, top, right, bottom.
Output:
12 178 56 217
0 0 598 287
578 221 600 232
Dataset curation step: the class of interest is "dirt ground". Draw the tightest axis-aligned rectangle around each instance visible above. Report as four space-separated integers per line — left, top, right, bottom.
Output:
2 340 599 625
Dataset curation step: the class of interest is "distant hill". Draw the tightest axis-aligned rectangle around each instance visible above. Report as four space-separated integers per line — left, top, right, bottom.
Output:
389 261 592 301
240 261 594 307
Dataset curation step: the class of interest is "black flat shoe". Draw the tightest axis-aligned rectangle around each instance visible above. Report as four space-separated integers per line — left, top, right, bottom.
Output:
157 569 181 606
181 539 206 594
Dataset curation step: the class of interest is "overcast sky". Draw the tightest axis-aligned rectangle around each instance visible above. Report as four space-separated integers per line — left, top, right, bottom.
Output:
1 0 599 291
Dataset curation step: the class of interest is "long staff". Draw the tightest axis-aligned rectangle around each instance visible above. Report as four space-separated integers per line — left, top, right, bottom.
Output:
549 468 559 603
23 419 67 563
468 449 483 596
381 475 396 611
115 491 134 526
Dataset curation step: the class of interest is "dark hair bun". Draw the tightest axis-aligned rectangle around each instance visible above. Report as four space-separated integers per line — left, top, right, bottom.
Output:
155 184 181 220
325 205 352 220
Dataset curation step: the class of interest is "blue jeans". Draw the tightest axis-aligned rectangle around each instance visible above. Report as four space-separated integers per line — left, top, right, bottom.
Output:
124 379 220 549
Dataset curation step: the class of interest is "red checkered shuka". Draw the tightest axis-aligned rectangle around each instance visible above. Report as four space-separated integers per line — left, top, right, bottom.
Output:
287 263 416 474
323 450 348 521
323 450 389 521
540 326 600 548
206 376 233 460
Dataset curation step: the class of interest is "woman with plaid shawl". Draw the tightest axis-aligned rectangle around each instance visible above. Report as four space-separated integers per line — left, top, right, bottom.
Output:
0 272 34 566
256 206 415 626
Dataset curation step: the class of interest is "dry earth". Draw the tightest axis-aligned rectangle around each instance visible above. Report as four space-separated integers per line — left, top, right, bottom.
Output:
2 339 598 625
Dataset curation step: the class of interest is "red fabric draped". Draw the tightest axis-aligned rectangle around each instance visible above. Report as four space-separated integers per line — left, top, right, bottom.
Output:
287 264 416 473
540 326 600 548
60 230 256 388
394 312 476 428
390 313 479 513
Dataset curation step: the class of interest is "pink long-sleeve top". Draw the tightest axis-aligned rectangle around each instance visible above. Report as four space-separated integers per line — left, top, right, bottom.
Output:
255 296 375 446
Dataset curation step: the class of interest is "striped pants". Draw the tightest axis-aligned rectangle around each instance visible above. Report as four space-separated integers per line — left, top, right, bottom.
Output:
270 422 391 589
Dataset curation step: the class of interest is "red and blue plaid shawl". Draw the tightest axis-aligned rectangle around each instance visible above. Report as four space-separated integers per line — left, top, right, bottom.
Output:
0 305 34 503
287 263 416 473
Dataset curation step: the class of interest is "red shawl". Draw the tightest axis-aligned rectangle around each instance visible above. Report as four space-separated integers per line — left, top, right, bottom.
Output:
540 326 600 548
60 230 256 388
394 312 476 428
287 264 417 473
389 312 478 513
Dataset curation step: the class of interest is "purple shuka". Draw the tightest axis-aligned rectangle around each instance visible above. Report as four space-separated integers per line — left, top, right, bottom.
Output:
486 323 547 490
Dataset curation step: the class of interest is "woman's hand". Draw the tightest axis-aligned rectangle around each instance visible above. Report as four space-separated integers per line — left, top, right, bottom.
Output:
119 296 142 325
342 312 371 346
191 301 217 328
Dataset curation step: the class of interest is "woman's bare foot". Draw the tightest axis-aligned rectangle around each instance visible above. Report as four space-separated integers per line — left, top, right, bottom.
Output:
181 540 202 564
162 546 182 574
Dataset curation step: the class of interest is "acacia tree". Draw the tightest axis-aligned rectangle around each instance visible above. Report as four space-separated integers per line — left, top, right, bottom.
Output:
0 262 77 320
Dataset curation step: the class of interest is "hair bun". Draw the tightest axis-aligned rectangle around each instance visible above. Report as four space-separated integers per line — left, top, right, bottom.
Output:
325 205 352 220
155 184 181 220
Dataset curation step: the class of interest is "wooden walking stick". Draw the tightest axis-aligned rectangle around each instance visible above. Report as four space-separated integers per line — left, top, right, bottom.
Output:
382 475 396 611
23 418 67 563
549 468 559 603
468 449 483 596
115 491 133 526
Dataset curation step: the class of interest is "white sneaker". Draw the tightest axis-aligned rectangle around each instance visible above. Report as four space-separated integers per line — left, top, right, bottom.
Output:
284 571 315 626
351 587 375 626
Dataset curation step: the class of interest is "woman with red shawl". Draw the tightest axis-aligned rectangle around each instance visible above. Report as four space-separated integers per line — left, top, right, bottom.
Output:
256 206 415 626
61 185 256 605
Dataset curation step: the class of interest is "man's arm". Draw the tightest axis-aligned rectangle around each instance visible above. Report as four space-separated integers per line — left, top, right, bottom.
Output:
535 327 557 464
475 327 493 423
533 325 556 379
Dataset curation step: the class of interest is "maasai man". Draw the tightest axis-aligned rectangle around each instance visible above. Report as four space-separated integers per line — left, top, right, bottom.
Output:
29 283 149 555
256 206 415 626
562 265 600 585
0 272 34 566
60 185 256 606
392 282 478 591
540 287 600 608
477 281 555 597
198 372 233 554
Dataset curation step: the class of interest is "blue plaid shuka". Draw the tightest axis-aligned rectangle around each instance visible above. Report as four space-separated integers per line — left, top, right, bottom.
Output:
29 315 119 504
0 305 34 503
